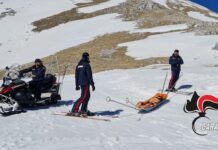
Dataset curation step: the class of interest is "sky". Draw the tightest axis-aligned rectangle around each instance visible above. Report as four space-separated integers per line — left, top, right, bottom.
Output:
191 0 218 13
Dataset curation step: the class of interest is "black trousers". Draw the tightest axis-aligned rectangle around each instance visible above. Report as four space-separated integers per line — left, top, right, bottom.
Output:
72 85 90 113
168 70 180 89
29 80 43 100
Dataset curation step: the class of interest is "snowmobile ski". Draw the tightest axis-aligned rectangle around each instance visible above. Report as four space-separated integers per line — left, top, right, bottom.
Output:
0 106 27 116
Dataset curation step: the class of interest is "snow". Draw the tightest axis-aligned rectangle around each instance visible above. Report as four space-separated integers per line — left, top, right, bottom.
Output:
78 0 126 13
1 66 218 150
152 0 169 8
209 12 218 18
131 24 188 33
0 13 136 68
120 31 218 65
187 11 218 22
0 0 82 68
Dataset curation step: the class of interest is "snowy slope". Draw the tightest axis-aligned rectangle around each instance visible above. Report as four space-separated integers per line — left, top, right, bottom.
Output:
0 13 136 68
78 0 126 13
120 31 218 65
1 66 218 150
131 24 188 33
152 0 169 8
188 11 218 22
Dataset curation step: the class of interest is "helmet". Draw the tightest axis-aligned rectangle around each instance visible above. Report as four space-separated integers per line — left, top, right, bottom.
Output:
82 52 89 59
35 59 42 63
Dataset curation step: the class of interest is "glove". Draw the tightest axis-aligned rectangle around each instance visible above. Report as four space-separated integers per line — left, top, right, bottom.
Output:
76 86 80 91
91 84 95 91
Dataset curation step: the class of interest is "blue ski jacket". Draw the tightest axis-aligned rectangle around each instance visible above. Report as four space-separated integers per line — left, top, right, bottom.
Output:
75 58 94 87
169 55 184 72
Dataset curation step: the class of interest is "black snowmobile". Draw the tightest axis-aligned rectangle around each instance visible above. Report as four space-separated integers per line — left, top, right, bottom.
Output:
0 73 62 116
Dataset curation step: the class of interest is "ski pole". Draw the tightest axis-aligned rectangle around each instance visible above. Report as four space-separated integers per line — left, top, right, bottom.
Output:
55 56 61 83
106 97 137 110
62 65 69 83
126 98 136 107
161 72 168 93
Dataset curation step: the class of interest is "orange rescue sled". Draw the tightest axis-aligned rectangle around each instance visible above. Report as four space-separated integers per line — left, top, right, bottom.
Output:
136 93 168 110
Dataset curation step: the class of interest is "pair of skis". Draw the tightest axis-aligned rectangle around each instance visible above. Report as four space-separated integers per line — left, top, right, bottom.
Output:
52 112 111 122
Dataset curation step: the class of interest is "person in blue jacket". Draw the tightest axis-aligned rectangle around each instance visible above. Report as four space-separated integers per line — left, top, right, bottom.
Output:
167 49 184 91
20 59 46 101
71 52 95 116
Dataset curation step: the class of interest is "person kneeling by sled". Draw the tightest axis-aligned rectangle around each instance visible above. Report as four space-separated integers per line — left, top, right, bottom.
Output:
19 59 46 101
70 52 95 117
136 93 168 110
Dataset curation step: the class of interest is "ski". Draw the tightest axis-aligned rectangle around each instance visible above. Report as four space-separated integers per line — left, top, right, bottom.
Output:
52 113 111 122
173 90 194 95
60 112 119 118
158 89 193 95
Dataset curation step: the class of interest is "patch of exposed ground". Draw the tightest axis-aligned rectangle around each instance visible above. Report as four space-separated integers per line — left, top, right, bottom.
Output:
0 32 168 78
41 32 168 75
32 0 218 34
32 0 115 32
32 0 167 32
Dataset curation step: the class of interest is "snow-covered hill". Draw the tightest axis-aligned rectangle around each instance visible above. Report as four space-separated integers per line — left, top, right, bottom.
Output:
0 0 218 150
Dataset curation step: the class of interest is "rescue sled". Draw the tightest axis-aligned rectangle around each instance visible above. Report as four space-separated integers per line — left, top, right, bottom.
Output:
136 93 169 113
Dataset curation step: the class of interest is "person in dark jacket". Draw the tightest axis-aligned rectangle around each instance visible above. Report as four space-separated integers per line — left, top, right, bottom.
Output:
167 49 184 91
20 59 46 100
71 52 95 116
2 66 10 87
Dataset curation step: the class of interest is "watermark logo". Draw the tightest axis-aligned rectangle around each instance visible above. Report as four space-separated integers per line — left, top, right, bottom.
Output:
184 91 218 136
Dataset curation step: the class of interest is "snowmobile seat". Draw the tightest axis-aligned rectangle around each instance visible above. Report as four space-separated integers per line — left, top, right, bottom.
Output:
41 74 57 91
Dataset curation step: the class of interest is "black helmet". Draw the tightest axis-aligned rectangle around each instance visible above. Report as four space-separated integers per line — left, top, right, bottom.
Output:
82 52 89 58
5 66 9 70
82 52 90 63
174 49 179 53
35 58 42 63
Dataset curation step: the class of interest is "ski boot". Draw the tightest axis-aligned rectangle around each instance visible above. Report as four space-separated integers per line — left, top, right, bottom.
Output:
166 87 176 92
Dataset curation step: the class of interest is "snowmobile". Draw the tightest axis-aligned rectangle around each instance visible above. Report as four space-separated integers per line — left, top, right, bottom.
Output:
0 62 66 116
0 73 61 115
